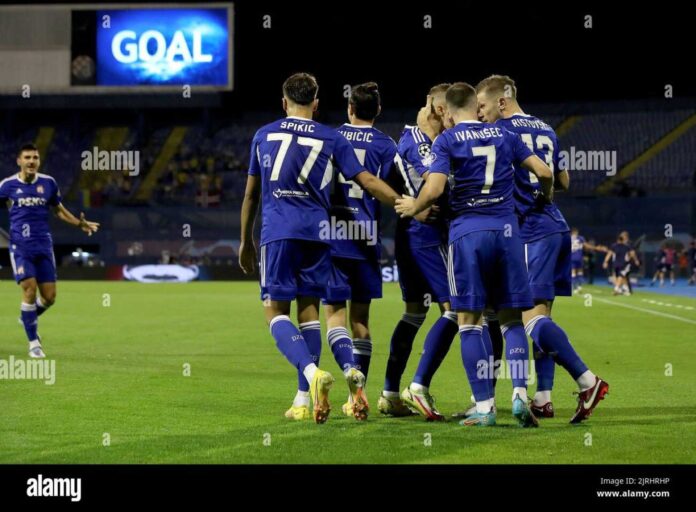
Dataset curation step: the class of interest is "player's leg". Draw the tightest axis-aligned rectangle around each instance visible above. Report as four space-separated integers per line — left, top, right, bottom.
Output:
409 244 458 394
19 277 45 358
612 270 623 294
36 281 56 316
35 249 58 317
265 298 322 421
523 301 554 417
380 234 427 414
490 230 541 427
379 299 425 416
346 256 382 384
324 301 368 420
288 254 348 414
623 267 633 295
445 232 497 426
498 307 537 427
11 247 45 357
301 242 370 422
349 301 372 378
261 240 334 423
526 307 609 422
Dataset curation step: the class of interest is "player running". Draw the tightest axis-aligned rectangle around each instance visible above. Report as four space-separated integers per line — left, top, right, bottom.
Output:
651 243 676 286
475 75 609 423
239 73 400 424
604 233 640 295
571 228 587 293
0 143 100 358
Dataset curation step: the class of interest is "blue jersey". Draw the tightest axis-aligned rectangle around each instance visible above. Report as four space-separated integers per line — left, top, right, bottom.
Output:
496 114 569 242
393 125 448 248
571 234 585 261
248 116 364 246
330 124 397 260
0 173 62 249
429 121 534 242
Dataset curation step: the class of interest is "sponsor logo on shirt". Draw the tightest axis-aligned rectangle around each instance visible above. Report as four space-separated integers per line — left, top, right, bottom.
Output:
272 188 309 199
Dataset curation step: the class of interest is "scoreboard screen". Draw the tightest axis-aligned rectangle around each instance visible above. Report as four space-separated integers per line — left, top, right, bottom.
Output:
96 8 230 86
71 4 233 91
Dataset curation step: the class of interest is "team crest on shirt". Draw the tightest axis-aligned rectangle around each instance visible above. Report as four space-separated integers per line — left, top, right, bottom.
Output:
37 185 44 194
417 143 431 158
422 152 437 167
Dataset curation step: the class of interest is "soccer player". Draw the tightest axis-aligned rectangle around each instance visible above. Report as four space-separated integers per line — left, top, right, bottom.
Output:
378 84 457 419
651 244 669 286
238 73 400 424
571 227 587 293
396 82 554 427
0 143 100 358
476 75 610 422
285 82 398 420
604 233 640 295
687 240 696 286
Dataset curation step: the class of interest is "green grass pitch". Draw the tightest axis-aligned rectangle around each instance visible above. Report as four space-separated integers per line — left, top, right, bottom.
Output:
1 280 695 464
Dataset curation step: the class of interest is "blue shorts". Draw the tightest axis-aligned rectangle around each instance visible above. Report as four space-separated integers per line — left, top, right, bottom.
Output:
524 232 572 301
571 256 584 270
323 256 382 304
10 243 57 284
259 240 331 301
395 231 450 305
448 230 533 312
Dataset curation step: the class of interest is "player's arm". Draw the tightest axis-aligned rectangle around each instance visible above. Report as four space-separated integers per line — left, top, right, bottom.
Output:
555 169 570 191
602 250 614 269
239 174 260 275
353 171 400 205
334 132 399 206
52 203 99 236
520 154 554 201
395 172 447 218
629 249 640 266
416 96 442 142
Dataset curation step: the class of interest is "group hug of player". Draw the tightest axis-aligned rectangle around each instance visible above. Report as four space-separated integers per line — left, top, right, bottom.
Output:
238 72 609 427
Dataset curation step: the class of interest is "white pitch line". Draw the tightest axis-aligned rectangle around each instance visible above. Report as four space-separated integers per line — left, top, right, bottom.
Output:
641 298 695 310
594 297 696 325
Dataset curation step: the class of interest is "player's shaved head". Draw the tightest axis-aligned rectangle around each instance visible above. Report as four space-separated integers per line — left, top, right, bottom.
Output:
282 72 319 105
476 74 518 100
445 82 478 111
17 142 38 157
349 82 381 121
429 83 451 97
